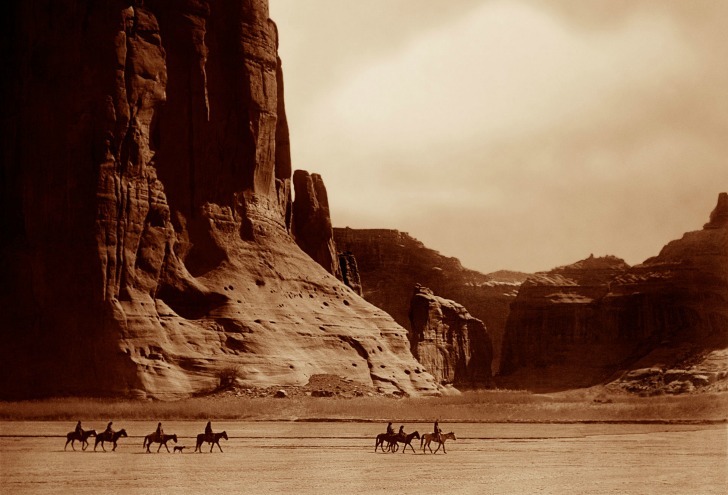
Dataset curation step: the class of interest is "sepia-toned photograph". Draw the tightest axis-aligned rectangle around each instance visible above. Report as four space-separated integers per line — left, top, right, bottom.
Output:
1 1 726 493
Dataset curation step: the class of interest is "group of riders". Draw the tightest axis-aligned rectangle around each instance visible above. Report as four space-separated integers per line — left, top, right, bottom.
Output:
68 419 218 452
386 419 443 440
375 419 448 453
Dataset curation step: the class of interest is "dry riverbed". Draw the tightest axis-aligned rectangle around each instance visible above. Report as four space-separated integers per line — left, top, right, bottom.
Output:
1 421 726 494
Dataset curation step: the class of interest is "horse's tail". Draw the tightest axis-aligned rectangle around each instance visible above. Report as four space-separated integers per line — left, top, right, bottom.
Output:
142 436 147 448
420 435 424 447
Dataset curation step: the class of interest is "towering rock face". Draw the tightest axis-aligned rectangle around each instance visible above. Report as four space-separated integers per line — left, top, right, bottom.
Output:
409 286 493 387
500 195 728 391
333 228 526 371
291 170 340 277
0 0 438 399
499 256 631 389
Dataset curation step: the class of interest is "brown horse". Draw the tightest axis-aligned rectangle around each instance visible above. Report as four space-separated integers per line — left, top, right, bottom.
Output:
195 431 228 453
64 429 96 451
392 431 421 454
94 429 128 452
421 431 456 454
375 431 420 453
143 433 178 453
375 433 397 452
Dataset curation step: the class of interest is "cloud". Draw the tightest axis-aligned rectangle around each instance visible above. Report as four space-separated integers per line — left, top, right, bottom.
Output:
273 1 728 272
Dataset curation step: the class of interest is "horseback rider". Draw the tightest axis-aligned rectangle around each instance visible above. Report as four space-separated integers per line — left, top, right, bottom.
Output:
74 420 84 437
398 425 405 437
433 419 442 442
155 422 164 441
205 421 213 437
386 422 394 436
103 421 114 439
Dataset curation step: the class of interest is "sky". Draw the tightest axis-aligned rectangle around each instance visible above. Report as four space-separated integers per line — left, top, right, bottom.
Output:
269 0 728 273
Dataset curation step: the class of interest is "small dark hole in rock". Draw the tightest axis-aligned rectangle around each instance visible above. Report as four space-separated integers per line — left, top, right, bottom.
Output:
343 300 350 306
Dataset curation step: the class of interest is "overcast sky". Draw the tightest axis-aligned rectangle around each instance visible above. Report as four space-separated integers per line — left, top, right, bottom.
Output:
270 0 727 273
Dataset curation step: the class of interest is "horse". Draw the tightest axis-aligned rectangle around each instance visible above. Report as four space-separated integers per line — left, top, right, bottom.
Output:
94 429 128 452
420 431 456 454
375 433 397 453
143 433 178 453
64 429 96 451
194 431 228 453
392 431 420 454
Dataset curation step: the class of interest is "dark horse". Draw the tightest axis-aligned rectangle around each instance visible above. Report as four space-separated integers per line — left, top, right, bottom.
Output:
195 431 228 453
394 431 420 454
143 433 178 453
94 429 128 452
64 429 96 451
374 433 396 452
375 431 420 453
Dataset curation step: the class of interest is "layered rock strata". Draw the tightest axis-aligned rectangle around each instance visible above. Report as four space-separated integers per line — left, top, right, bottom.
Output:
333 228 526 371
409 286 493 387
500 195 728 390
0 0 437 399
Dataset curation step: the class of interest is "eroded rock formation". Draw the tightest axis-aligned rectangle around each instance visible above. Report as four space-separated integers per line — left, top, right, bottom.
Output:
0 0 437 399
292 170 340 277
500 195 728 391
338 251 363 296
409 286 493 387
333 228 526 371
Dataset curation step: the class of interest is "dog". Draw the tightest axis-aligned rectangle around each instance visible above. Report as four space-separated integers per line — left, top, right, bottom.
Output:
173 445 187 453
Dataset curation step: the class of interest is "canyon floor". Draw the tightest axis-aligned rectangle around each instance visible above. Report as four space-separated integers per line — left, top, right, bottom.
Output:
1 420 725 495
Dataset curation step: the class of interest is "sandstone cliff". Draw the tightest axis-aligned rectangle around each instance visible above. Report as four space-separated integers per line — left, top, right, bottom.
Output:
409 286 493 387
291 170 340 277
0 0 437 399
333 228 525 371
500 195 728 391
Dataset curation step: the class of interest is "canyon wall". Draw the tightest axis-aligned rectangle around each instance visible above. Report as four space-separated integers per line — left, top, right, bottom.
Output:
333 228 526 370
499 195 728 391
0 0 438 399
409 286 493 387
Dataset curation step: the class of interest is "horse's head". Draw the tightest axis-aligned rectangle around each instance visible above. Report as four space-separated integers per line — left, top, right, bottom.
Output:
447 432 456 440
413 431 420 439
221 431 228 440
88 430 97 437
119 429 128 437
172 434 178 443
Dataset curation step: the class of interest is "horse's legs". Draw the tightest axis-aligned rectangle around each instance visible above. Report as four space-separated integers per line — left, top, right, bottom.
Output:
157 442 162 453
113 441 118 452
433 442 441 454
65 439 71 451
215 441 223 453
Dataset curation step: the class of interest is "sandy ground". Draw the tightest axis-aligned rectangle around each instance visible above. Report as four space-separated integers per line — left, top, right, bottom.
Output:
0 421 726 494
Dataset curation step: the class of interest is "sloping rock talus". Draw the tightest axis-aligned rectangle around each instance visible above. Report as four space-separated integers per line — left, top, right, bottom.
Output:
500 195 728 391
0 0 437 399
409 286 493 387
333 228 526 371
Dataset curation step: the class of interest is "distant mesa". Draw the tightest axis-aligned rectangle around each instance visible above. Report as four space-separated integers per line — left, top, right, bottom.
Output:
499 193 728 392
334 227 529 372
